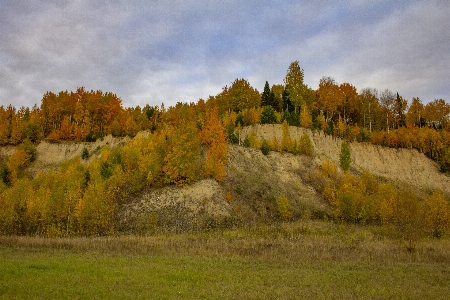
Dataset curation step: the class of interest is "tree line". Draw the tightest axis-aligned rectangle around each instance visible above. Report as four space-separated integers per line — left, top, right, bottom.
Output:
0 60 449 236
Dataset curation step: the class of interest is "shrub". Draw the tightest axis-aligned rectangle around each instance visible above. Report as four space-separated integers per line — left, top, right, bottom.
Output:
298 133 313 156
81 148 90 160
423 191 450 238
276 195 292 220
18 139 37 164
100 161 113 179
300 107 312 128
235 113 244 127
281 121 291 152
325 120 335 136
0 163 10 185
243 136 250 147
340 142 351 171
260 139 270 155
226 126 239 144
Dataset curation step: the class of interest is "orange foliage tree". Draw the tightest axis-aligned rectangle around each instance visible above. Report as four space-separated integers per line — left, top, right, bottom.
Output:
200 108 228 182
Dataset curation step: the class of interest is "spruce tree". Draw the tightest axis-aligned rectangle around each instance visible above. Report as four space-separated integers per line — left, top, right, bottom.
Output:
261 81 272 107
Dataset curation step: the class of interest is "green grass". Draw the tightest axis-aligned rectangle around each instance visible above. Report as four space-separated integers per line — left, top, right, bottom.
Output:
1 221 450 299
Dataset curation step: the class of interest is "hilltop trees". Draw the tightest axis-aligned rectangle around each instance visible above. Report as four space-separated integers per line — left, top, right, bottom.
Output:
316 77 342 122
339 83 358 125
261 81 275 108
227 78 261 112
284 61 311 114
406 97 425 128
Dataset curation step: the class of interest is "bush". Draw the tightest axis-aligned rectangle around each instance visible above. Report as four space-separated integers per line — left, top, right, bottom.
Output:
298 133 313 156
84 132 96 142
325 120 335 136
276 195 292 220
340 142 351 171
226 126 239 144
243 136 250 147
81 148 90 160
100 161 113 179
18 139 37 164
0 164 9 185
260 139 270 155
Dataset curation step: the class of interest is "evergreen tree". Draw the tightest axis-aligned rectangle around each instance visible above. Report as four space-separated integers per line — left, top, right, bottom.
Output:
261 81 272 107
395 92 407 128
282 88 294 112
260 139 270 155
261 106 278 124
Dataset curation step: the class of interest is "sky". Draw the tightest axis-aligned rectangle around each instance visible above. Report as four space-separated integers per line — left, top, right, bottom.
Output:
1 0 449 109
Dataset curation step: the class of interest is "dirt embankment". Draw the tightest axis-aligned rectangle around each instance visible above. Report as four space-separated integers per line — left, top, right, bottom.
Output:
2 125 449 227
0 135 130 170
241 124 450 195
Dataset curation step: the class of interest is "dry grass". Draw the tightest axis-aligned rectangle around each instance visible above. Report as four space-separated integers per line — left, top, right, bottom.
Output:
2 220 450 264
2 220 450 299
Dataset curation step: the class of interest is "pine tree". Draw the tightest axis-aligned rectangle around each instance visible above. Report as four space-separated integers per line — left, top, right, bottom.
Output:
261 81 272 107
260 106 278 124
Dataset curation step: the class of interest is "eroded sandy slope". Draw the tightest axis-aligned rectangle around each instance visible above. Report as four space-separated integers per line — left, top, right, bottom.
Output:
241 124 450 194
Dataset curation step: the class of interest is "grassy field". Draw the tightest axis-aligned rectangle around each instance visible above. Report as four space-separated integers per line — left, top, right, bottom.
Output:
1 221 450 299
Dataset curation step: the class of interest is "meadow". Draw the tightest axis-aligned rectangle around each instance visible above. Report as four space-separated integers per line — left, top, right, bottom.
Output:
1 220 450 299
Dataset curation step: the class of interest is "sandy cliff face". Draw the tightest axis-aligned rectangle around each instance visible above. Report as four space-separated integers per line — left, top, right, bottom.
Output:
241 124 450 194
1 126 449 195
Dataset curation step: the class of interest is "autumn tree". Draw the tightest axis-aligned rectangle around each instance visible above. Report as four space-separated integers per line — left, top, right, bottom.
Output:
406 97 425 128
299 106 312 128
423 99 450 129
316 77 342 122
423 191 450 238
200 108 228 182
379 89 396 131
284 61 307 113
358 88 380 132
339 83 358 125
227 78 261 112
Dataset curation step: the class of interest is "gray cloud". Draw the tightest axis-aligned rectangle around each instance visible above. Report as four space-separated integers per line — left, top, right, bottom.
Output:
0 0 448 109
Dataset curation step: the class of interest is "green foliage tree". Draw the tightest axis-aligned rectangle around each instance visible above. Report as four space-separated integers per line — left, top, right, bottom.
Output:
18 139 37 164
81 148 89 160
260 106 278 124
282 87 294 112
260 139 270 155
284 61 306 113
261 81 273 108
340 142 351 171
394 92 408 128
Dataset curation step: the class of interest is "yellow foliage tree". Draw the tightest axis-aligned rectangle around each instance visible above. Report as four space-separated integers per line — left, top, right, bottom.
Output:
281 121 292 152
300 106 312 128
200 108 228 182
423 191 450 238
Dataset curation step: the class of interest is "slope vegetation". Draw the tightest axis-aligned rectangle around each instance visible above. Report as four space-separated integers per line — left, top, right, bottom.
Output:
241 124 450 195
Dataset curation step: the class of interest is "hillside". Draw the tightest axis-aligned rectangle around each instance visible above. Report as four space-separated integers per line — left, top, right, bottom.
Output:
241 124 450 195
1 124 449 234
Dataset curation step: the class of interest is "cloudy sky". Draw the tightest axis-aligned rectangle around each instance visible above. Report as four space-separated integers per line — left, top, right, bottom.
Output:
1 0 449 109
